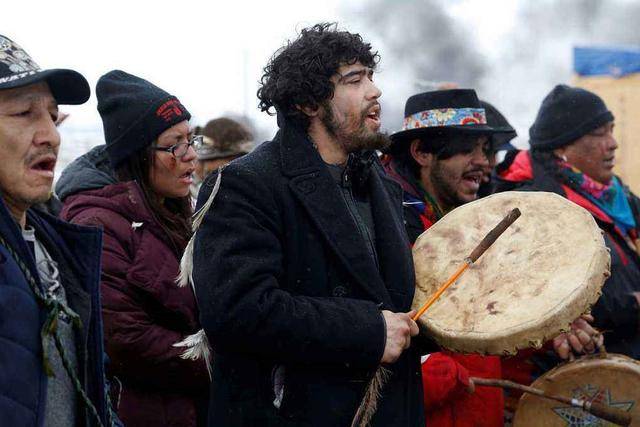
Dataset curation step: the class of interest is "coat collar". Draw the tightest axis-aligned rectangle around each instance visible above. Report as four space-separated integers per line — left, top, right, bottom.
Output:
0 190 103 277
63 179 181 254
279 122 413 310
279 123 320 178
368 163 416 310
0 194 41 284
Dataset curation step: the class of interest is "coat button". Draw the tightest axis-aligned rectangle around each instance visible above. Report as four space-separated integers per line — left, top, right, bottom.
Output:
332 286 348 297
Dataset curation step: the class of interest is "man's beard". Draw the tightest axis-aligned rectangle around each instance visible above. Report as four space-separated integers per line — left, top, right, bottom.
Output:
321 102 390 153
430 160 474 210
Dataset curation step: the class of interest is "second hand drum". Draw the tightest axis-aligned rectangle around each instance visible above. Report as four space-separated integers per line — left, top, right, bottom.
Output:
412 191 611 355
513 353 639 426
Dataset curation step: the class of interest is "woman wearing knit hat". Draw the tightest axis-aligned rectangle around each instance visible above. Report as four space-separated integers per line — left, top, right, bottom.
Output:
57 70 209 427
495 84 640 360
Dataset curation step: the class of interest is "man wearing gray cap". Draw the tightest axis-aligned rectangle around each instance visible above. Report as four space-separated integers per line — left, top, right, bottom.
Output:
0 35 116 426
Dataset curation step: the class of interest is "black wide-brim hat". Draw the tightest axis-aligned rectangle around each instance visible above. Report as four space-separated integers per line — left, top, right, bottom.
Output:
387 89 506 154
0 35 89 105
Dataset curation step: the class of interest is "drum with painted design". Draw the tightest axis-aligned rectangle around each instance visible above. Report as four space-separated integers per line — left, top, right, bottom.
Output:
411 191 610 355
513 353 640 426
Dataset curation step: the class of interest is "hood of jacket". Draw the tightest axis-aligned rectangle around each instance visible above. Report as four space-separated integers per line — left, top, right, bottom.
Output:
60 177 181 255
56 144 117 202
496 149 533 183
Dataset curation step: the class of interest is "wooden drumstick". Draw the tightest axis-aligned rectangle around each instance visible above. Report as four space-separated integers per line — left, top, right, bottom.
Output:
471 377 632 426
413 207 521 321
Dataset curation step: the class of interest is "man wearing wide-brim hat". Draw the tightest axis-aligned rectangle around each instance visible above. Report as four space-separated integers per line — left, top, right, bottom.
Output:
382 88 603 426
382 89 509 426
0 35 117 426
383 89 504 239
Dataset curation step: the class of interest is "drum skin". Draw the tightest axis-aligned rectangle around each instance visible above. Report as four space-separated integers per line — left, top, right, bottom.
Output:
514 353 640 426
412 191 610 355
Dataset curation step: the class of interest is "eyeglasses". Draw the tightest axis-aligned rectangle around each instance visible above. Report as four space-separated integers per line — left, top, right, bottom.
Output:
152 135 203 159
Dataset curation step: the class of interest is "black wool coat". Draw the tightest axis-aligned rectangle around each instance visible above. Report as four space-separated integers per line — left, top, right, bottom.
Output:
192 121 424 426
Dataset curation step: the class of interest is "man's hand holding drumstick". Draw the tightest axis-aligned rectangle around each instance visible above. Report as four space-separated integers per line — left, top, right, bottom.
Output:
380 310 420 363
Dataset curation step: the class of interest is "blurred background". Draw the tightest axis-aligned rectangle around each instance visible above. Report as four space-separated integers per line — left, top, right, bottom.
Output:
3 0 640 183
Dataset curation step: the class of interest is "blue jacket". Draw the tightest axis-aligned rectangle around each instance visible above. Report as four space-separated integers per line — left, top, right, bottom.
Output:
0 195 113 426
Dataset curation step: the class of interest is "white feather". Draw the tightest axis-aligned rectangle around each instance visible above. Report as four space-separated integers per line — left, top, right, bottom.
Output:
174 169 223 376
173 329 212 378
192 169 223 230
177 237 195 288
177 169 222 288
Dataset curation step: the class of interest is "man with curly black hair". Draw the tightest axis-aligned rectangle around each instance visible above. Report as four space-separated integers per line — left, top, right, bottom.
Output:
192 23 426 426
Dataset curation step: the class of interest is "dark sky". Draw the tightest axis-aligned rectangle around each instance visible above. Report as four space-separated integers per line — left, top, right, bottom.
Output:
345 0 640 145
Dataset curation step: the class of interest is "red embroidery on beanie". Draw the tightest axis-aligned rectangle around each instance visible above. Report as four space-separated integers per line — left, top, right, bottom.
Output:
156 99 184 122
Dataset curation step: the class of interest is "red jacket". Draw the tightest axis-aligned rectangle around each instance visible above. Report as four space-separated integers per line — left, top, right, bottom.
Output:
61 181 209 427
422 353 503 426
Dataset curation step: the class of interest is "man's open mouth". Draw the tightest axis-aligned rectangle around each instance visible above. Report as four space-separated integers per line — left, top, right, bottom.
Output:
365 105 381 125
462 171 483 187
29 155 57 177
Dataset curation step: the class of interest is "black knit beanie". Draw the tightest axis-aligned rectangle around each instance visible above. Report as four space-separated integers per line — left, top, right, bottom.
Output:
96 70 191 169
529 84 614 151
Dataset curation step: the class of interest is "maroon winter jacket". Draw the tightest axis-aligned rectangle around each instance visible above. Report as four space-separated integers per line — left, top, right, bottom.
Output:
60 179 209 427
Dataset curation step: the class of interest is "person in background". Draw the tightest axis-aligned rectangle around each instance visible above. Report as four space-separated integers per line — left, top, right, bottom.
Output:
476 100 517 198
0 34 117 426
190 117 253 201
58 70 209 427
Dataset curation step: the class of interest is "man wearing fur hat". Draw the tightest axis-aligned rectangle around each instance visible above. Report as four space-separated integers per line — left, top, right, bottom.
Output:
0 35 115 426
496 84 640 359
383 89 604 426
191 23 425 426
190 117 253 201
